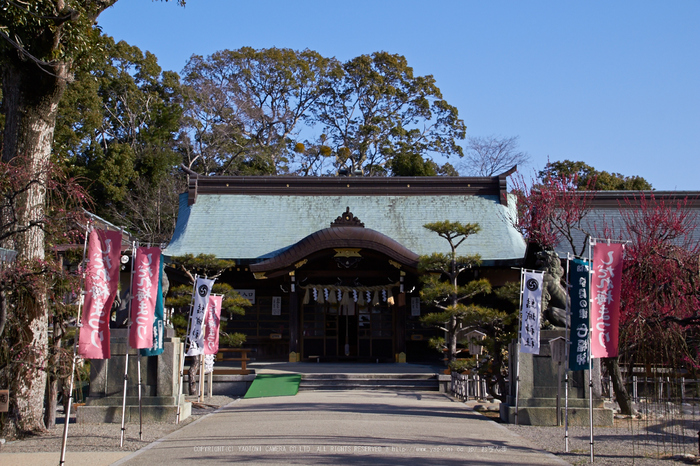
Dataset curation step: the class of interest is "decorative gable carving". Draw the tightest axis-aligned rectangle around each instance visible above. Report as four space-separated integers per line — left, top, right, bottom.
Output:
331 207 364 228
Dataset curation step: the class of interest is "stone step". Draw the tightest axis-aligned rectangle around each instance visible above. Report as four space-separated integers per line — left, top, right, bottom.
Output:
299 373 439 391
301 373 436 380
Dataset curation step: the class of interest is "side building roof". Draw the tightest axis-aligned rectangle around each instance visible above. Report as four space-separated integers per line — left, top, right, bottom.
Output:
163 171 526 265
552 191 700 257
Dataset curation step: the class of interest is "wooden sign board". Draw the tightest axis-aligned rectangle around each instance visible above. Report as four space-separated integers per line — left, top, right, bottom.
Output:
272 296 281 315
411 297 421 316
235 289 255 304
466 330 486 356
549 337 567 363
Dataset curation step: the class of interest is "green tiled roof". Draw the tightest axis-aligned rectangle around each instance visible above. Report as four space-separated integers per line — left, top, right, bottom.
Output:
164 192 526 264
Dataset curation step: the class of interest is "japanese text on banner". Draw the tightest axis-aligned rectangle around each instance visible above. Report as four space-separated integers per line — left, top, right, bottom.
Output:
78 229 122 359
204 295 222 355
520 271 544 354
590 243 623 358
186 277 215 356
129 247 161 349
141 257 165 357
569 259 590 371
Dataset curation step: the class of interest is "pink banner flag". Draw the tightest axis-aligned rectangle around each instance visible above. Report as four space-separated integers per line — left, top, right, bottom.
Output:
204 295 223 355
590 243 624 358
129 247 161 349
78 229 122 359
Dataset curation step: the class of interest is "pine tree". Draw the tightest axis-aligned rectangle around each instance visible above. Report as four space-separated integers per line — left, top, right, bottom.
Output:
419 221 492 362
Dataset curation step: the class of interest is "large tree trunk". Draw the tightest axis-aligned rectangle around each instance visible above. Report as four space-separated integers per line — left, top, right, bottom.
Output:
44 376 59 430
448 315 458 362
604 356 634 416
44 319 64 430
188 356 200 396
1 51 68 436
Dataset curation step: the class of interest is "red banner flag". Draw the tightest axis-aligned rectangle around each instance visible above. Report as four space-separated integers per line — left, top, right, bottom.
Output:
78 229 122 359
204 295 222 355
590 243 624 358
129 247 161 349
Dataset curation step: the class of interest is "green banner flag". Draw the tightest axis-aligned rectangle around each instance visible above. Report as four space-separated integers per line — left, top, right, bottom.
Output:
140 255 165 357
569 258 590 371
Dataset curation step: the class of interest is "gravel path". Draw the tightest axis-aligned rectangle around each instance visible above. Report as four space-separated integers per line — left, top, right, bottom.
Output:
462 400 700 465
505 421 699 465
4 395 700 465
0 396 236 453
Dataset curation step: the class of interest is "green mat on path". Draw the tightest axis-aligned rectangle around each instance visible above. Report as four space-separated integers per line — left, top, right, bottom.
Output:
244 374 301 398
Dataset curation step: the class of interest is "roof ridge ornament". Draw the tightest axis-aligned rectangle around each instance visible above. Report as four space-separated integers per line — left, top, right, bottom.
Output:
331 207 364 228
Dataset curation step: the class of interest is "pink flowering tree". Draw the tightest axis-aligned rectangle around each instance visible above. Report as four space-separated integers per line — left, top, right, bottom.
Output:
510 170 595 256
617 194 700 373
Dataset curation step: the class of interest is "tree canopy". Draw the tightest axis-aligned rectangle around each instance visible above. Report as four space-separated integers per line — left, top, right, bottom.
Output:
55 35 184 243
0 0 183 437
180 48 466 176
313 52 466 175
180 47 340 176
539 160 652 190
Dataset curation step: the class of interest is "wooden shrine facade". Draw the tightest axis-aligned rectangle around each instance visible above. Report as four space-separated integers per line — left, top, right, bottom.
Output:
164 171 527 361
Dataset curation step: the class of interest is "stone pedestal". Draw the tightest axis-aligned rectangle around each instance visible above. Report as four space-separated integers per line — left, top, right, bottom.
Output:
500 330 613 426
77 329 191 423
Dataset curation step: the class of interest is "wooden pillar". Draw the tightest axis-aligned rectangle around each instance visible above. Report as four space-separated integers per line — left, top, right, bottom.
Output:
395 292 407 354
289 287 299 354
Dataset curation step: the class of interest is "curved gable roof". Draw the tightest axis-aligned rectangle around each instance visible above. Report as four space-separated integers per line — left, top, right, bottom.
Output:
250 222 420 275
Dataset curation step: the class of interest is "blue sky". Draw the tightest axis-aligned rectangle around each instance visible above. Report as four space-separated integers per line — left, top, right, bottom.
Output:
98 0 699 190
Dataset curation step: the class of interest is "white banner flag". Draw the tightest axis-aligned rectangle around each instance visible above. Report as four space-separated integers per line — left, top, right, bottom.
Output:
520 271 544 354
186 277 215 356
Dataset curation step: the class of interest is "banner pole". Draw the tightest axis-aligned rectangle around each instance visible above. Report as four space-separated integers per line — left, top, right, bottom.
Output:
120 239 137 448
137 356 143 440
208 362 213 399
119 351 129 447
588 238 595 463
136 244 144 441
59 220 91 465
175 341 185 423
176 275 197 424
198 353 205 403
514 268 524 426
564 253 571 451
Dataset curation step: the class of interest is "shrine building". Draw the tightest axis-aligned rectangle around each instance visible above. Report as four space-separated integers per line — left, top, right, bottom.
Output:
163 169 526 362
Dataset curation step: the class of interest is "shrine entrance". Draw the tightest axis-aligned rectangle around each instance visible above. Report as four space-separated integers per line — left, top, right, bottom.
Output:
249 208 420 362
301 298 395 361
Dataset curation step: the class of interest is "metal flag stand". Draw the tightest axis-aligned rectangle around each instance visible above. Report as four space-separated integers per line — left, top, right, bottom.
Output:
136 248 143 441
514 268 524 426
587 235 628 463
198 353 205 403
120 240 137 447
138 347 143 440
588 237 595 463
515 267 547 426
176 275 198 424
564 253 571 452
59 220 92 466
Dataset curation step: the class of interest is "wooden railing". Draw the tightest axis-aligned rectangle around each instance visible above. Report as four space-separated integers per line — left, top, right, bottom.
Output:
214 348 253 375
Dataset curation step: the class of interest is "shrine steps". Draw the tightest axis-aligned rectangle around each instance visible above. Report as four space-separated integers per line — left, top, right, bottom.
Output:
298 373 439 391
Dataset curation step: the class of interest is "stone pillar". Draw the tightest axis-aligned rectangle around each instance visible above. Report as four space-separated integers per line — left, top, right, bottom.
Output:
499 329 613 426
76 328 191 423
